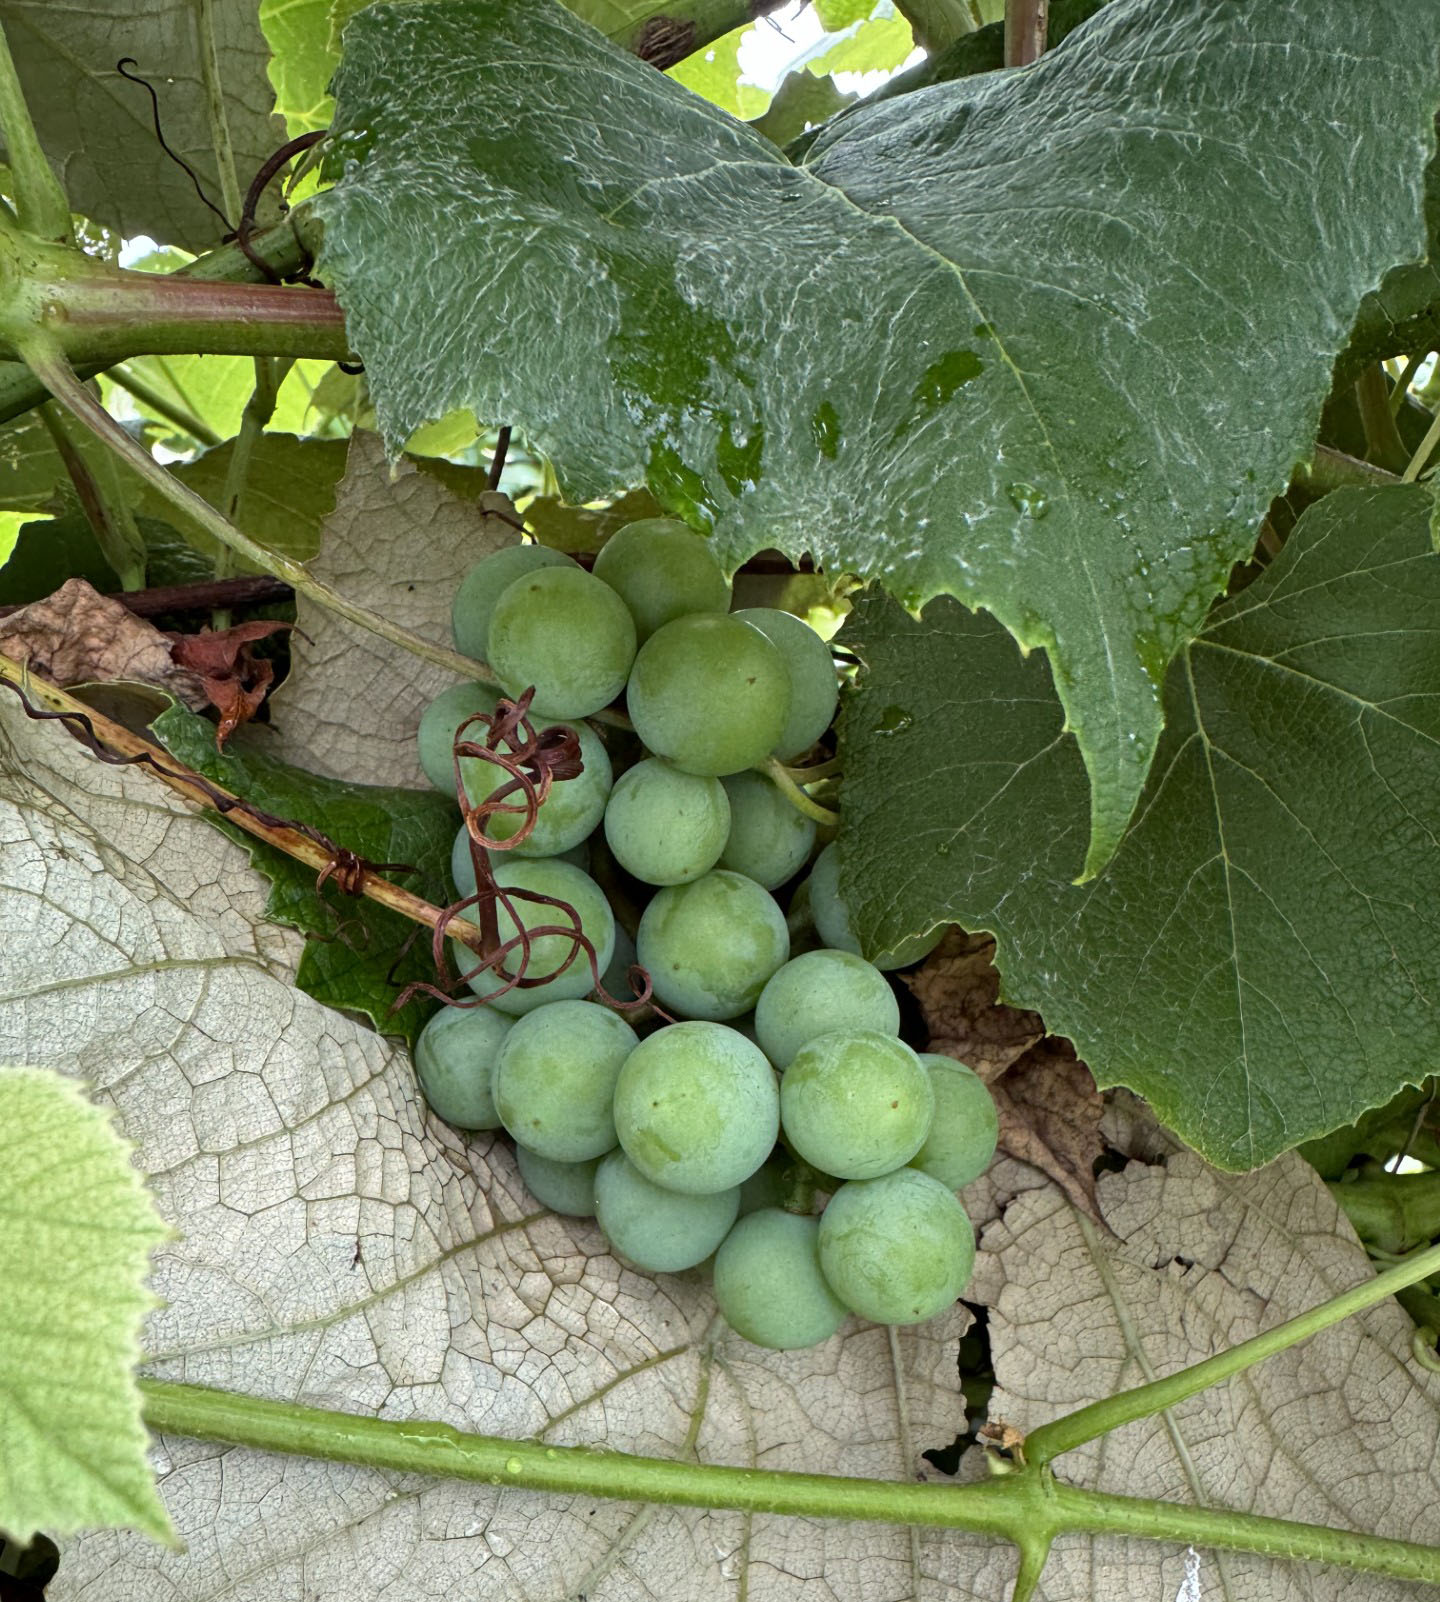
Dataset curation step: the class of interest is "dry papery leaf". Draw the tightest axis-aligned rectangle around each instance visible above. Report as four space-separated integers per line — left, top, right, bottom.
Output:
0 699 974 1602
963 1151 1440 1599
167 620 293 747
0 577 206 708
907 930 1106 1221
258 430 518 786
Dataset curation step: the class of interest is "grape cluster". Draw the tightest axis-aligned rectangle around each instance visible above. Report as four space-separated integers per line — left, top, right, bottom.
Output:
411 517 997 1350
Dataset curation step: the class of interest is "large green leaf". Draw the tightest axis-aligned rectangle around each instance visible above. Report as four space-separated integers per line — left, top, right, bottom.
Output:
0 1067 172 1546
837 486 1440 1170
314 0 1440 875
152 703 456 1045
260 0 336 136
0 0 284 250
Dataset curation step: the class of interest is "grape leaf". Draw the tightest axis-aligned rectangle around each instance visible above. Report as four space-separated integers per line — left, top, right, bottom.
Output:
0 0 284 250
150 699 456 1046
967 1150 1440 1599
837 485 1440 1169
108 356 337 449
0 1067 173 1547
0 698 970 1602
313 0 1440 875
259 0 337 137
135 434 347 566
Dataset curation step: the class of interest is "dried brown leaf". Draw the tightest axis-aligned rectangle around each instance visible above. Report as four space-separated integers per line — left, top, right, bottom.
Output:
168 621 293 748
909 929 1105 1220
0 578 206 707
904 927 1043 1078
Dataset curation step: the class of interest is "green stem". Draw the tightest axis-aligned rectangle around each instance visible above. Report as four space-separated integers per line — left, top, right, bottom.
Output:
1024 1237 1440 1469
1004 0 1048 66
213 356 293 615
107 363 223 448
0 208 325 429
37 401 146 588
1402 407 1440 484
195 0 244 229
135 1379 1440 1588
1355 364 1409 473
1388 349 1430 416
761 755 840 826
0 23 71 242
17 335 502 687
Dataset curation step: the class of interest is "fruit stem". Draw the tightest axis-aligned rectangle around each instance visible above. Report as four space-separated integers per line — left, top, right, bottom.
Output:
1022 1235 1440 1469
761 756 840 826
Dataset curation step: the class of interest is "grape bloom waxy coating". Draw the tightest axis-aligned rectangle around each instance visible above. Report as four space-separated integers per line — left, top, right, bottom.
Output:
818 1168 976 1325
613 1021 779 1195
636 870 789 1020
780 1030 934 1179
755 949 901 1068
712 1209 848 1350
594 1150 741 1273
487 565 636 719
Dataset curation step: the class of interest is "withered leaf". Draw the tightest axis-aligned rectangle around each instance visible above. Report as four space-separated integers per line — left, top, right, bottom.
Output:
168 621 293 748
0 578 206 707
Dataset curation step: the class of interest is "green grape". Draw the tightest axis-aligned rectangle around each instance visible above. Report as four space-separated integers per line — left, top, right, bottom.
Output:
807 843 945 970
416 681 499 794
487 566 637 719
910 1054 999 1189
492 999 638 1161
452 544 574 660
626 614 790 777
733 608 838 760
718 770 816 890
450 825 585 900
592 517 731 641
453 857 615 1014
636 870 789 1020
613 1021 779 1194
461 718 612 857
713 1209 848 1349
780 1030 933 1179
603 758 730 885
593 1149 740 1272
412 1003 512 1130
515 1144 606 1217
818 1168 975 1325
754 950 900 1068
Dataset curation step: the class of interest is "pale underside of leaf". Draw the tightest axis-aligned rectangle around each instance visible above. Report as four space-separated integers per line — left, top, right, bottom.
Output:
257 430 516 787
966 1150 1440 1600
0 704 970 1602
313 0 1440 873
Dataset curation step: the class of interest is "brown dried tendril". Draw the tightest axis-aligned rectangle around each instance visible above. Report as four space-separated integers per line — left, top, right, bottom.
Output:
396 688 655 1016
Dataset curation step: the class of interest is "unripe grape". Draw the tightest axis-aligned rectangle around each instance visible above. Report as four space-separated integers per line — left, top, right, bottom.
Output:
594 1150 740 1272
818 1168 975 1325
755 949 900 1068
626 614 790 776
714 1209 848 1350
452 544 575 660
493 999 638 1161
613 1021 779 1194
909 1054 999 1188
733 607 838 760
636 870 789 1020
592 517 731 640
417 681 499 794
780 1030 933 1179
412 1003 511 1130
461 717 612 857
603 758 730 885
718 770 816 890
488 566 636 719
515 1144 606 1217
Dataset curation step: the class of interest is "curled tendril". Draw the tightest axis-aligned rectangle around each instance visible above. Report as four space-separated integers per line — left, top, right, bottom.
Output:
394 689 655 1017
